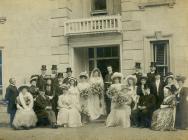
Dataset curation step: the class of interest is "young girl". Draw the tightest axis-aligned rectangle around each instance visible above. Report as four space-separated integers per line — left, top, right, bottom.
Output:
77 72 91 124
13 86 37 130
57 84 82 127
89 68 106 120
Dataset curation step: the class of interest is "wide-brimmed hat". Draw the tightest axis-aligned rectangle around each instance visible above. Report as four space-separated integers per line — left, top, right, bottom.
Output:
164 72 174 82
125 75 137 83
51 65 57 70
30 75 39 83
66 67 72 73
61 84 69 90
135 62 141 69
176 75 186 82
57 73 64 78
140 73 148 80
111 72 123 80
18 85 29 92
68 77 77 83
41 65 47 71
79 71 88 79
121 84 130 90
150 62 156 67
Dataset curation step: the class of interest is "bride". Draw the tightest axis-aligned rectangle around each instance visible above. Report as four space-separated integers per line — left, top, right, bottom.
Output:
88 68 106 120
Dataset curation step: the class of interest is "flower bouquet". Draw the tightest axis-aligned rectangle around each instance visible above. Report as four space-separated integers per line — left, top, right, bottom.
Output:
90 83 104 96
107 86 119 98
79 88 90 99
113 93 127 107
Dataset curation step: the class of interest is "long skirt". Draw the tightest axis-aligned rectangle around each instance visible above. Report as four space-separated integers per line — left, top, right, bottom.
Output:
57 107 82 127
106 105 131 128
151 107 175 131
13 109 37 129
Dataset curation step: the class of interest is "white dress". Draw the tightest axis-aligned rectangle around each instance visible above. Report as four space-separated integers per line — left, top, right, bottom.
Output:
57 91 82 127
13 92 37 129
106 91 132 128
88 78 106 120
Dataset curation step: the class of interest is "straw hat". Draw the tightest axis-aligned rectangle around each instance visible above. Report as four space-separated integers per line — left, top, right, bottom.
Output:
111 72 123 80
125 75 137 83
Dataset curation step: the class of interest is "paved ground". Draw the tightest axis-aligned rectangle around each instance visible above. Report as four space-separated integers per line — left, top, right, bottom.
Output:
0 123 188 140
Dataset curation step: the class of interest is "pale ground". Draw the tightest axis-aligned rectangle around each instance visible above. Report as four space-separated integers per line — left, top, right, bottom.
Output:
0 123 188 140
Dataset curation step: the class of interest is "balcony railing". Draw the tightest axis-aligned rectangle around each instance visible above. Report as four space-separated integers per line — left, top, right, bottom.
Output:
64 15 121 36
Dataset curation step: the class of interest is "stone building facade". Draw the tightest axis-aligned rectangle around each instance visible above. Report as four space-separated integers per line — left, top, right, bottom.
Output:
0 0 188 96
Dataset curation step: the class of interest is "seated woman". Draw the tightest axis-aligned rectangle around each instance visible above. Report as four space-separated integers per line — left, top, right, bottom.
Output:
57 84 82 128
13 85 37 130
106 84 132 128
151 87 177 131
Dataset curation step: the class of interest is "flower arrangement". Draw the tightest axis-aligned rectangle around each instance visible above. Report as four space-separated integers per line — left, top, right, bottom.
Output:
79 88 90 99
90 83 104 96
112 93 128 107
107 86 119 98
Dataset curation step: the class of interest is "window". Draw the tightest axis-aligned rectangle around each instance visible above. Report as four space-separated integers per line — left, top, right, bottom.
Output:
151 41 169 76
0 50 2 95
91 0 107 16
88 46 120 78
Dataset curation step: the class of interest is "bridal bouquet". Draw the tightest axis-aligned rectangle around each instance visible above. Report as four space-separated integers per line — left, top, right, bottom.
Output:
113 94 127 107
90 83 104 96
80 88 90 99
107 86 119 98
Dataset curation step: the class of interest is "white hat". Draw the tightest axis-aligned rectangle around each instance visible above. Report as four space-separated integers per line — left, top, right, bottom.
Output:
125 75 137 83
111 72 123 80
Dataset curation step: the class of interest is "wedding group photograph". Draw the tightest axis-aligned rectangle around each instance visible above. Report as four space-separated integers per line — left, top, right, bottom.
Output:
0 0 188 140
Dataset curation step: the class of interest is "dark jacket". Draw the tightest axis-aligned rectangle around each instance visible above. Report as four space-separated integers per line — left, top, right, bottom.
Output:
29 85 39 99
147 72 156 87
104 73 113 91
34 94 52 118
37 75 47 91
133 72 142 86
5 85 19 113
137 84 147 96
150 80 165 109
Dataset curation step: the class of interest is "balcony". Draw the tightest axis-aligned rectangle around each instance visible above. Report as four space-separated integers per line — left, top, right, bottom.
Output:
64 15 122 36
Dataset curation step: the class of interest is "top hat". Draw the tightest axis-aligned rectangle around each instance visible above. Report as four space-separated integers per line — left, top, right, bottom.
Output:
135 62 141 69
30 75 39 83
57 73 64 78
41 65 47 71
51 65 57 70
111 72 123 80
66 67 72 73
79 71 89 79
150 62 156 67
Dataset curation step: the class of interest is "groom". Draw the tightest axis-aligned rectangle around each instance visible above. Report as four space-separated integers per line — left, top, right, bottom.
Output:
104 65 113 115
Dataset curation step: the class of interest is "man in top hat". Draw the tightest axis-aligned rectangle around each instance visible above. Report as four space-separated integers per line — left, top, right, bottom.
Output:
37 65 48 91
29 75 39 100
133 62 143 86
175 75 188 129
147 62 157 87
5 78 19 127
51 65 58 89
150 72 165 109
63 67 77 85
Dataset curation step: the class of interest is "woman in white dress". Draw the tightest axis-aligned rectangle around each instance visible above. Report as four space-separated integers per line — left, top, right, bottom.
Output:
57 84 82 127
13 86 37 130
89 68 106 120
106 73 132 128
77 72 91 124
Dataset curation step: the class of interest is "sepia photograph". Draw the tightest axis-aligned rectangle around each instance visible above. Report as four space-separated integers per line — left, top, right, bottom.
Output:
0 0 188 140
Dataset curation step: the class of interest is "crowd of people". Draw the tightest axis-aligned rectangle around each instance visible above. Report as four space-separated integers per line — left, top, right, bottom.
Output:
4 62 188 131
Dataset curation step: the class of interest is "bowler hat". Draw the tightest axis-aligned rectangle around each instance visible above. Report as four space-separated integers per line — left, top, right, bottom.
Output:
51 65 57 70
150 62 156 67
41 65 47 71
135 62 141 69
66 67 72 73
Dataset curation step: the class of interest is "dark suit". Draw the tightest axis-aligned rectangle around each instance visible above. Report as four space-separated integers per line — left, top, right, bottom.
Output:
5 84 19 126
147 72 156 87
176 87 188 129
34 94 56 126
132 94 156 127
150 80 164 109
29 85 39 99
37 75 47 91
104 73 113 115
137 84 147 96
133 72 142 86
